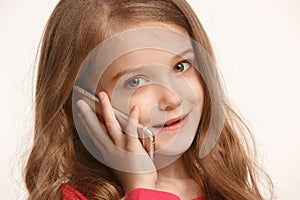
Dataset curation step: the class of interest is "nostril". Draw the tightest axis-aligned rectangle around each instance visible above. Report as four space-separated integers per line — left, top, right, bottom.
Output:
155 84 183 111
162 104 175 111
159 97 182 111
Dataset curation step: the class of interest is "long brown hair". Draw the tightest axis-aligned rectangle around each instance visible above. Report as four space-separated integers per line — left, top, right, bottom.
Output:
24 0 273 199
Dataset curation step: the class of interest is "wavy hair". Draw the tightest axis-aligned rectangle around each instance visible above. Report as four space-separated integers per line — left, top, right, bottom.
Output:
24 0 273 199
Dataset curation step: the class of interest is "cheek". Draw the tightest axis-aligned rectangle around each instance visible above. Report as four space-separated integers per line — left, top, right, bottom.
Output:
186 73 205 108
195 81 205 107
128 87 156 124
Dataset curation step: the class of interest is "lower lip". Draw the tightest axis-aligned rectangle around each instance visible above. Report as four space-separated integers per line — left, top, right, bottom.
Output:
155 114 189 133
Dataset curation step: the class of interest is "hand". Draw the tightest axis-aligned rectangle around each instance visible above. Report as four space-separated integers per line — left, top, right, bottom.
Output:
76 91 157 192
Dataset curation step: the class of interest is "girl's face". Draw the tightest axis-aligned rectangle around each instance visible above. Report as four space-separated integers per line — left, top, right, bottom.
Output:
98 23 204 156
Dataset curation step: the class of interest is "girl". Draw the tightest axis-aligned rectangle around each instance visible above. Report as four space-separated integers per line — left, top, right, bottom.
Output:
24 0 273 199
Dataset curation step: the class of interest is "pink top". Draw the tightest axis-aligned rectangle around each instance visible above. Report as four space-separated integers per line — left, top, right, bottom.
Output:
62 184 204 200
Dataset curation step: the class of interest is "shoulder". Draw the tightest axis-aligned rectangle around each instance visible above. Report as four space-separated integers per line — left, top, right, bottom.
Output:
125 188 181 200
62 184 204 200
61 184 88 200
61 185 180 200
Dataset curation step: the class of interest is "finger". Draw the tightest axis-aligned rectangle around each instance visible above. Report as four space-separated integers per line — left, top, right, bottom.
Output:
78 112 117 165
125 105 144 153
77 99 113 148
98 92 124 146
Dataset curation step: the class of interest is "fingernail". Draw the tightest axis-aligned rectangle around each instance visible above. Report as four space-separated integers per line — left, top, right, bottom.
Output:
76 100 84 110
99 92 105 100
133 105 139 112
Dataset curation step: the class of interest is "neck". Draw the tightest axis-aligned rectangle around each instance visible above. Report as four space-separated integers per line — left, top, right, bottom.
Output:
154 155 202 199
156 156 189 180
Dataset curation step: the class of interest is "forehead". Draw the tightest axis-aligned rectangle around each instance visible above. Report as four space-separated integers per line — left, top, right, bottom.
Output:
112 49 180 67
107 48 193 73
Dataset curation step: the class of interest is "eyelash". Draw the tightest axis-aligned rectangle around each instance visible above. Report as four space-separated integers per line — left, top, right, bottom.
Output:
125 76 149 88
173 60 191 73
125 60 192 88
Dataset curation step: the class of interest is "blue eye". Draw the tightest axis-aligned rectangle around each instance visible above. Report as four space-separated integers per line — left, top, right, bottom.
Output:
126 77 148 88
174 61 191 73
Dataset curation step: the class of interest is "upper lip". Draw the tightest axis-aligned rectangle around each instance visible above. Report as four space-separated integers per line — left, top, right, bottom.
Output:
152 113 189 128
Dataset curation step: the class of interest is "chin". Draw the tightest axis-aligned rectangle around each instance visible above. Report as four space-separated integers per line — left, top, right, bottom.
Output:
154 115 199 156
155 138 194 156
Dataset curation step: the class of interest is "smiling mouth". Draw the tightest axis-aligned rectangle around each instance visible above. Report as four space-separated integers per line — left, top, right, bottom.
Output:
152 113 190 131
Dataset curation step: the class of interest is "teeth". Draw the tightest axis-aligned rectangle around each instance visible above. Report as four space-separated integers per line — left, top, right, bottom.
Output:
166 119 180 126
154 115 187 128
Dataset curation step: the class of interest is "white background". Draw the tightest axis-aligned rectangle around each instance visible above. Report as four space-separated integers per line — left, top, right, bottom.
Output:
0 0 299 199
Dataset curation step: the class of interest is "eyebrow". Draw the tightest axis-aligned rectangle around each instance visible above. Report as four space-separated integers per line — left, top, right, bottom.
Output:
111 48 194 81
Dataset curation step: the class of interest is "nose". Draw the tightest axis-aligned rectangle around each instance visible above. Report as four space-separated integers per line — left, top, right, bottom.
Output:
158 87 182 111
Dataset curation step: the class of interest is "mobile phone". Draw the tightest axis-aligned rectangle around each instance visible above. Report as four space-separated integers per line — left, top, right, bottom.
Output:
73 85 155 160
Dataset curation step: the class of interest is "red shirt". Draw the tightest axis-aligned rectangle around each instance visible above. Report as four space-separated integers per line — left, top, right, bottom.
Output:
62 184 204 200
